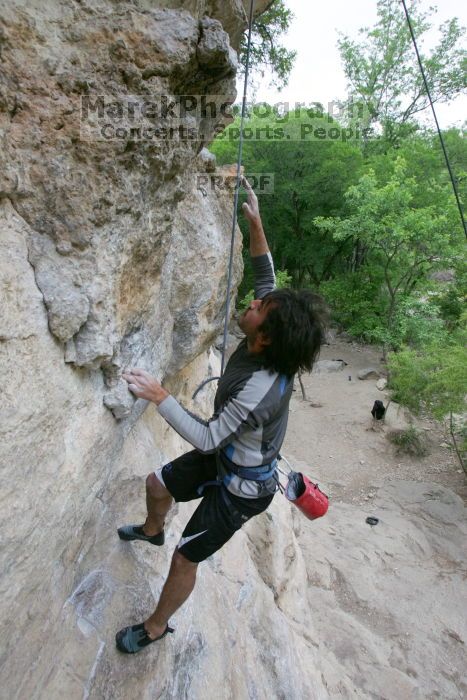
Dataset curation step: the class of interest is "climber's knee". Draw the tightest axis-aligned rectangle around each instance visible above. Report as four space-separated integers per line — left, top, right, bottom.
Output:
146 471 170 499
172 548 199 571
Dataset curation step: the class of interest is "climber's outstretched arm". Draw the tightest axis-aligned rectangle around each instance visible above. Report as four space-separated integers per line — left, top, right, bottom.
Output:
242 177 269 257
242 177 275 299
122 365 276 455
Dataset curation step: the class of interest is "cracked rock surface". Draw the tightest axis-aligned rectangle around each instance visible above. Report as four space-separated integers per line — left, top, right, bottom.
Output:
0 0 248 695
0 1 244 382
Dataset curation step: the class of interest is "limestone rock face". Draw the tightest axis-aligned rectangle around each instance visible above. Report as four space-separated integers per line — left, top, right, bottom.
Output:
0 0 249 694
1 0 245 387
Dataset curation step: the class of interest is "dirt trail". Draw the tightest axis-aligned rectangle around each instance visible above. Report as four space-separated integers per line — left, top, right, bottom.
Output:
277 339 466 699
282 338 466 505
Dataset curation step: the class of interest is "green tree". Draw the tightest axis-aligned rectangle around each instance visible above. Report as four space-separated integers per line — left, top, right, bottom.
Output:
388 334 467 471
212 107 364 291
315 157 462 349
238 0 296 90
338 0 466 142
441 127 467 205
365 127 467 234
238 269 292 310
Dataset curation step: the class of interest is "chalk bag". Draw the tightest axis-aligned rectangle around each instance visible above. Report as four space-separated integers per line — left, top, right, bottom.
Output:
277 456 329 521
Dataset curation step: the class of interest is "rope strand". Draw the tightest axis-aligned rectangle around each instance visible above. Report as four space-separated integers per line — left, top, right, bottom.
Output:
220 0 256 375
191 0 255 399
401 0 467 239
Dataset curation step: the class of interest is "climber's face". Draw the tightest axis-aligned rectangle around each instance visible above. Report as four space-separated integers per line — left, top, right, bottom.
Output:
238 298 272 351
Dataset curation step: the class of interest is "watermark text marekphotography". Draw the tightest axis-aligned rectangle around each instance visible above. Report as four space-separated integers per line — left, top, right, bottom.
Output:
79 95 371 142
197 173 274 195
216 123 372 142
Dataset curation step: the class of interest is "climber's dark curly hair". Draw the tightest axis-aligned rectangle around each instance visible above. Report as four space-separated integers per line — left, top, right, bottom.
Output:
259 289 328 377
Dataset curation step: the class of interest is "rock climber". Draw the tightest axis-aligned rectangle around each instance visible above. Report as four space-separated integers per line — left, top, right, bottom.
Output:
115 178 326 653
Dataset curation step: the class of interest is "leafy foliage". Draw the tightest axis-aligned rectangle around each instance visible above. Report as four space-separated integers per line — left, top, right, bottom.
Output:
238 0 296 90
315 157 462 349
387 427 428 457
432 286 466 330
388 335 467 421
212 107 364 292
388 334 467 469
319 271 386 342
238 269 292 310
338 0 466 141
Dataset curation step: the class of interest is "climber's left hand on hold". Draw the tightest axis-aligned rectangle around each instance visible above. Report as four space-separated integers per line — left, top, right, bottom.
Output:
122 368 169 405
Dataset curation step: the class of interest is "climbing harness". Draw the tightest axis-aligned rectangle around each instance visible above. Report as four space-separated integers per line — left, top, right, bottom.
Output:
192 0 256 400
195 452 328 522
276 455 329 521
196 456 278 499
401 0 466 240
196 451 329 522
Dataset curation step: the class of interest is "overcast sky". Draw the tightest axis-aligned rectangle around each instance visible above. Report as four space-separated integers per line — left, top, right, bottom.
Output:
251 0 466 128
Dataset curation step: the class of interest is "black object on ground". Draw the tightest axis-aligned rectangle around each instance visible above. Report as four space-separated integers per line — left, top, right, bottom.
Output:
366 517 379 526
371 400 386 420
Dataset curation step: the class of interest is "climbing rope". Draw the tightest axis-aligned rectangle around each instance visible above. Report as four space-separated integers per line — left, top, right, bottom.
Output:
401 0 467 239
220 0 256 374
192 0 255 399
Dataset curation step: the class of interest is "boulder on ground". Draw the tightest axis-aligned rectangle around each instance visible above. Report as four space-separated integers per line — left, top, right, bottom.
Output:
313 360 346 373
358 368 381 380
337 330 353 343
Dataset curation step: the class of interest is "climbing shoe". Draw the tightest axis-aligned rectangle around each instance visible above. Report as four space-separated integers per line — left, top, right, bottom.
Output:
116 623 174 654
117 524 165 546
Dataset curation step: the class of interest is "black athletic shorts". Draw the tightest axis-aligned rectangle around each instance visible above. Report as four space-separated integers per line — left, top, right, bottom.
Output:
155 449 274 563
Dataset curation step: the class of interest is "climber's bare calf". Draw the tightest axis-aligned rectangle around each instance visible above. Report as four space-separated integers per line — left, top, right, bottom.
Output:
143 472 172 537
143 473 198 639
144 549 198 639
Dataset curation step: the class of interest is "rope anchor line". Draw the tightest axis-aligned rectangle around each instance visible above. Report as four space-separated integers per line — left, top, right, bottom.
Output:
220 0 256 376
401 0 467 239
192 0 255 400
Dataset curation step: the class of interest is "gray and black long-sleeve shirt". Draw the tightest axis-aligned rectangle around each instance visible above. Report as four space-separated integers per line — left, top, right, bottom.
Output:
158 253 294 495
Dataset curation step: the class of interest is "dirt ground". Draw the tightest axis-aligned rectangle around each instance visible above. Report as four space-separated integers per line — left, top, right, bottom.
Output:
282 338 466 506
